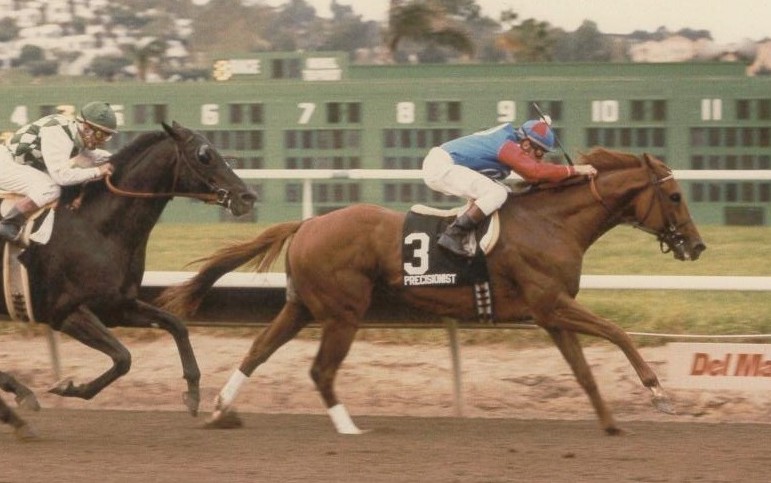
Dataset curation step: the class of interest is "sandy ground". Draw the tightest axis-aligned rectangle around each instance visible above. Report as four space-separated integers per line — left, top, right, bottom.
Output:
1 326 768 425
3 327 770 483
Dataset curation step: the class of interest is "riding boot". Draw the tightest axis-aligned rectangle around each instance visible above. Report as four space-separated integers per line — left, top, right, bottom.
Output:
437 204 486 257
0 197 39 244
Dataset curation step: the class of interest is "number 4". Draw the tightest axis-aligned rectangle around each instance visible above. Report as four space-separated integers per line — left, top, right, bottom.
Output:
10 105 28 126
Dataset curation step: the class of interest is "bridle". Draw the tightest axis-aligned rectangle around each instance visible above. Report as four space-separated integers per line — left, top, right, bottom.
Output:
589 161 694 254
104 139 233 208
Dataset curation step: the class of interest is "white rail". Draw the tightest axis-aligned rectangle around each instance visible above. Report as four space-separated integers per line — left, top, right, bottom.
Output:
235 169 771 181
233 169 771 219
142 272 771 292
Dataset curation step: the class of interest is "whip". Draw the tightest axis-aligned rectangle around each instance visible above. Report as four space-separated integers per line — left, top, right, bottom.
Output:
532 102 574 166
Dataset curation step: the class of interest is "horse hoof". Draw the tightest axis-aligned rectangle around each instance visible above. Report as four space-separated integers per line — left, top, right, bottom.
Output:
604 426 626 436
16 393 41 411
48 378 75 397
205 409 243 429
15 423 40 442
652 395 677 415
183 391 200 417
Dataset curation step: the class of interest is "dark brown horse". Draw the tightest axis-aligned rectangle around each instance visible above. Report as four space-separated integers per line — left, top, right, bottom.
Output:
158 148 705 435
0 370 39 440
2 122 255 418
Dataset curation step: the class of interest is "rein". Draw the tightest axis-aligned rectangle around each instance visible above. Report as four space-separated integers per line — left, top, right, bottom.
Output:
589 177 610 212
104 142 229 205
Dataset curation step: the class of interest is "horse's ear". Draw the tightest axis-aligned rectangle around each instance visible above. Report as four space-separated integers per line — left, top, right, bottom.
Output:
161 121 186 140
161 121 175 137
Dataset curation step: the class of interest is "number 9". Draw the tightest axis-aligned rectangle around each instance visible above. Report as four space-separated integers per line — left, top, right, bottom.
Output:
497 100 516 122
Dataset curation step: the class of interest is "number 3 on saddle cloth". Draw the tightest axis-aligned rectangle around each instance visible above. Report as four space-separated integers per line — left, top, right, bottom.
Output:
402 204 500 322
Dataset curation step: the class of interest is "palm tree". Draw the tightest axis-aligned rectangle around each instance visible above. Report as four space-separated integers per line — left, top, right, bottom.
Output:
497 17 555 62
386 0 474 62
125 37 167 81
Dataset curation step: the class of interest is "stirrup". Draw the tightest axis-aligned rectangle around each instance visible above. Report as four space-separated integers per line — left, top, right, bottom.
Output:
0 225 21 244
438 232 474 257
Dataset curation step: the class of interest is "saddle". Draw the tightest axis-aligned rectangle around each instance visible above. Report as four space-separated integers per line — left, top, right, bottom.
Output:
401 204 502 322
408 204 501 255
0 193 55 324
0 194 55 246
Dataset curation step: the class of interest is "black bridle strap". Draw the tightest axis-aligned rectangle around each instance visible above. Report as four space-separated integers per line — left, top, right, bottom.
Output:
628 169 697 253
588 164 691 249
104 143 223 203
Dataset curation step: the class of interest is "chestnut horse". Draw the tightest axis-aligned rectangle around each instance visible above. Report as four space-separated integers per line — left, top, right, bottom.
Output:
159 148 706 435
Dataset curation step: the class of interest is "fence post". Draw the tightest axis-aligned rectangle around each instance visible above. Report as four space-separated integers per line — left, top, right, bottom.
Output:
46 326 62 381
443 317 464 417
302 178 313 219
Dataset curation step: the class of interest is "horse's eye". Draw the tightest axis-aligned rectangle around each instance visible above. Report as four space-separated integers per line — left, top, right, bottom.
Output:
669 193 681 203
197 145 212 165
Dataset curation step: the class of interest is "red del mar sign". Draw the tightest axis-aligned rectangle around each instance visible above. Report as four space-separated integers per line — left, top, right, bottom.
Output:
667 343 771 390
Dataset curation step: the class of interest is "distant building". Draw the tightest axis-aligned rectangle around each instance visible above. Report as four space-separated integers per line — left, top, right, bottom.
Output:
747 39 771 76
629 35 717 62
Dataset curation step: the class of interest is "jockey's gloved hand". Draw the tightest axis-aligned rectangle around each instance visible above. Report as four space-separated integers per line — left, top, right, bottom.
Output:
574 165 598 177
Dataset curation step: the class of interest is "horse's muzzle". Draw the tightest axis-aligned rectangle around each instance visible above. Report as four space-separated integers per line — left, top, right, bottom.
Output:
673 238 706 261
226 190 258 217
688 240 707 261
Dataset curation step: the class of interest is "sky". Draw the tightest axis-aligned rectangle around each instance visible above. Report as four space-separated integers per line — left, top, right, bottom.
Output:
262 0 771 45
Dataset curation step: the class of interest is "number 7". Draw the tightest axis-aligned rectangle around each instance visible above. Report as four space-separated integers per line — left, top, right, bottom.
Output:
297 102 316 124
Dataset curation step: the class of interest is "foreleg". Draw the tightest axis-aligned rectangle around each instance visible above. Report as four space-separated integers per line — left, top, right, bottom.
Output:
541 294 674 414
119 300 201 416
0 371 39 410
546 328 621 435
49 305 131 400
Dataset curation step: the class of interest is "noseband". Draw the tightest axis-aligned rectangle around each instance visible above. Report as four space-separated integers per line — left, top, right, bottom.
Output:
105 140 232 207
589 163 693 254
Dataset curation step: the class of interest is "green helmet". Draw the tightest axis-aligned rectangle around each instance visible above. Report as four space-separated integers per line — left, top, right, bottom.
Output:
78 101 118 133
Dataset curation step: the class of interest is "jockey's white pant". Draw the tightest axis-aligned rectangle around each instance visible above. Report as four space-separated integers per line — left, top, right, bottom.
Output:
0 148 60 207
422 146 508 216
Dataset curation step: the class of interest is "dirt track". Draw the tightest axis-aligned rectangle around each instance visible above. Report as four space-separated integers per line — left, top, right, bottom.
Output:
2 409 768 482
1 329 770 482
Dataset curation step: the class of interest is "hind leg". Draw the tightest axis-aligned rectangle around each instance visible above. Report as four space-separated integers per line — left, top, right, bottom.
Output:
311 316 361 434
546 328 621 435
208 301 311 427
1 396 38 441
49 305 132 400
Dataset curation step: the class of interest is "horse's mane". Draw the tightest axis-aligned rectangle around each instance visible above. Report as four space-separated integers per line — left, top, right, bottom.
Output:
510 147 644 198
66 130 169 205
110 131 168 165
577 147 642 172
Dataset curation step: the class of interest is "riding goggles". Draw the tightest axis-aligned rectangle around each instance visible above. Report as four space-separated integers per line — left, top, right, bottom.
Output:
84 122 114 143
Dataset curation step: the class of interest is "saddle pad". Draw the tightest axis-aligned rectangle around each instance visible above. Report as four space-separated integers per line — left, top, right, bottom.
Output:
3 242 36 323
402 210 490 288
0 196 56 245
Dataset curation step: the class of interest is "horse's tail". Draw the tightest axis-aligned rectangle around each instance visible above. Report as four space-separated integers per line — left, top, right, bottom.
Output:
156 220 304 317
